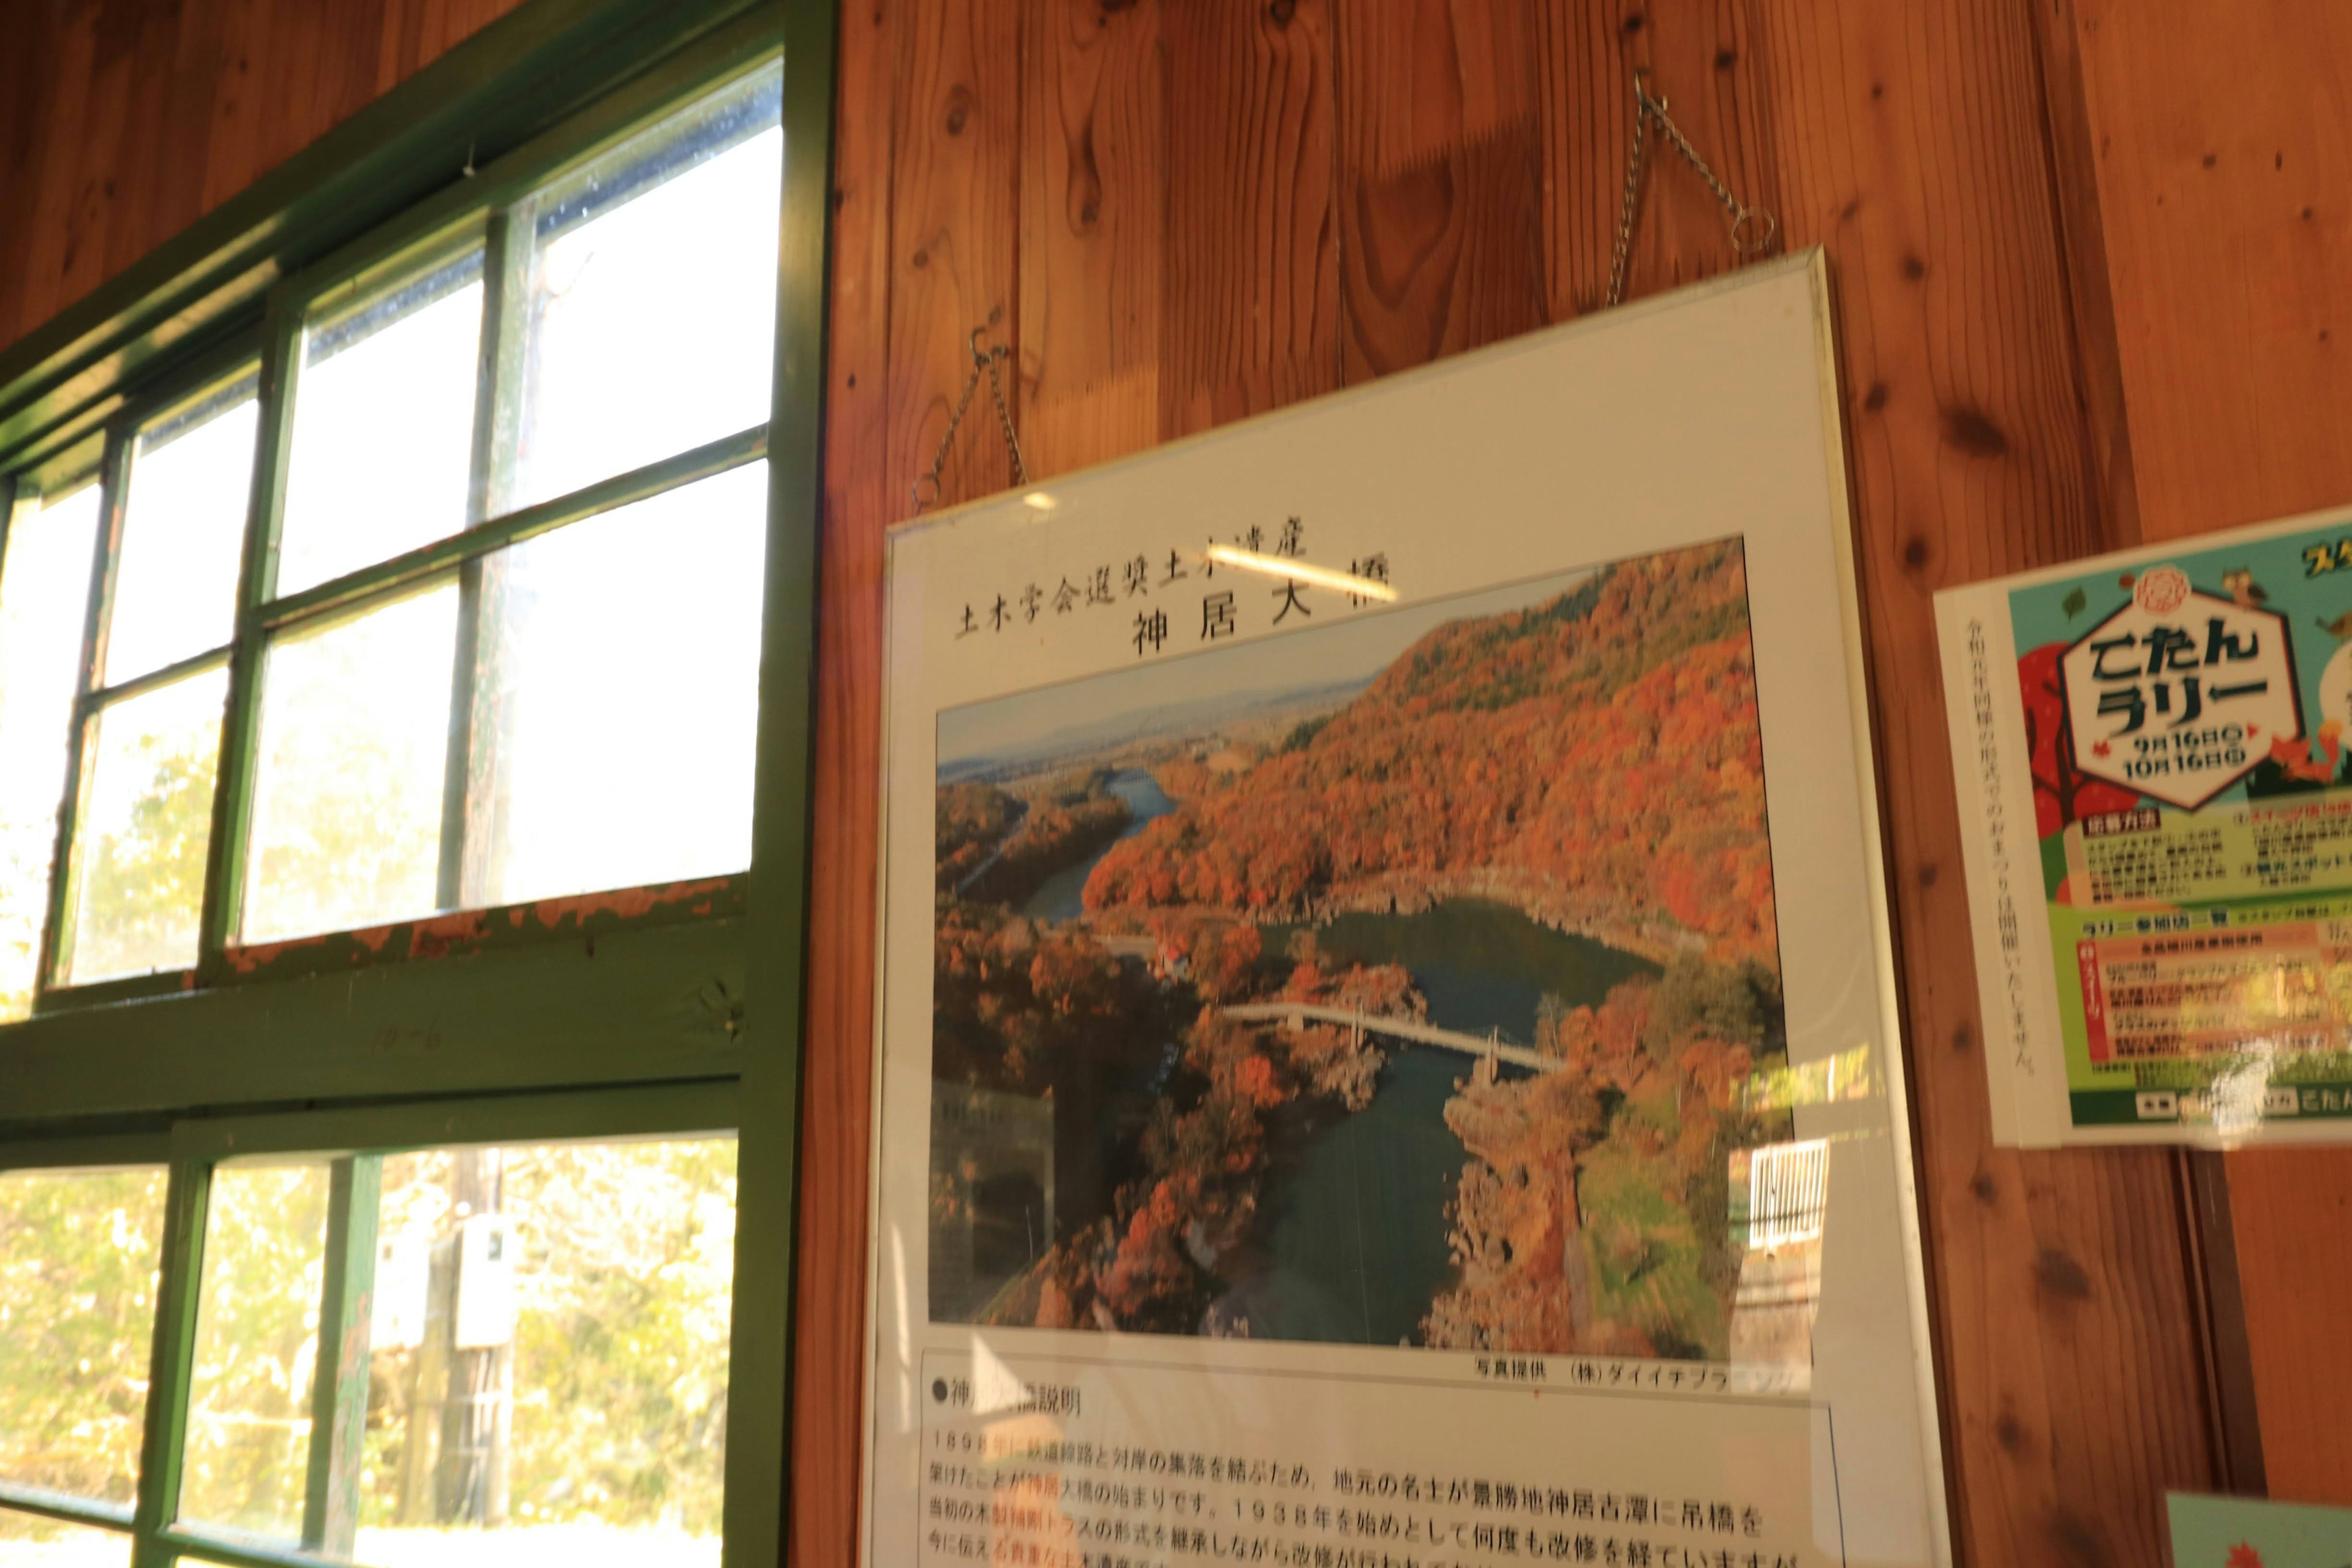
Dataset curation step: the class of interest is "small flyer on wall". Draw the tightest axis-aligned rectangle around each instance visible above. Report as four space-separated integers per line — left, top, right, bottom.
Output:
865 255 1949 1567
1937 513 2352 1147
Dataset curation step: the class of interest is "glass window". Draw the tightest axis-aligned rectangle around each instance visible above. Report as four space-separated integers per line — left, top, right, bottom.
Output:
235 62 782 943
179 1162 331 1541
242 586 459 944
0 1513 132 1567
61 669 226 984
0 483 101 1019
510 67 781 508
103 379 256 685
278 252 486 597
178 1138 737 1567
0 1165 169 1505
7 59 783 998
465 464 766 907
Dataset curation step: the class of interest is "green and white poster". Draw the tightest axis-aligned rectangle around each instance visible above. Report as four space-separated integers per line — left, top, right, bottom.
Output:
2168 1492 2352 1568
1939 513 2352 1145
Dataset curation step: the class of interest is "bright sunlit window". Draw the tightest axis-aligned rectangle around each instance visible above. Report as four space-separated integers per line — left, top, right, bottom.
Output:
0 18 797 1568
0 478 101 1019
240 62 781 945
64 374 256 987
0 1164 168 1507
0 58 783 989
180 1137 737 1568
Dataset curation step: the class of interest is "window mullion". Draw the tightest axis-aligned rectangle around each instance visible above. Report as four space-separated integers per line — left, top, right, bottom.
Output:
299 1153 382 1557
439 207 531 911
197 294 304 972
127 1156 216 1568
257 423 767 639
37 426 132 991
77 644 233 712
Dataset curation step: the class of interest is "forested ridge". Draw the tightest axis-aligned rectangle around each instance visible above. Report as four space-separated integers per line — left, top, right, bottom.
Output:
1083 543 1778 967
935 775 1130 907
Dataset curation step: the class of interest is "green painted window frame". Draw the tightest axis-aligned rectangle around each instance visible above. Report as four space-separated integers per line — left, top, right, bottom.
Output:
0 0 837 1564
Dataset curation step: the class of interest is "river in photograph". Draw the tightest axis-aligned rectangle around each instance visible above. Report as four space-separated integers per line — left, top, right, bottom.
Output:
1244 1045 1470 1344
1020 769 1176 921
1267 898 1657 1046
1012 774 1658 1345
1245 899 1656 1345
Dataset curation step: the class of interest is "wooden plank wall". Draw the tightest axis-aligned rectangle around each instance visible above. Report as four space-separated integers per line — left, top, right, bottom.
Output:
802 2 2352 1566
2064 0 2352 1507
0 0 529 350
2 0 2348 1561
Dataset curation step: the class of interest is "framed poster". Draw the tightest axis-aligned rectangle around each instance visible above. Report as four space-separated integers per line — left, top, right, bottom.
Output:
1937 511 2352 1147
865 252 1949 1568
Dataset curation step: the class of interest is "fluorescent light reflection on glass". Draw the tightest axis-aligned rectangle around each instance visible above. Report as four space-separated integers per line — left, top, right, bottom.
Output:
1202 543 1398 602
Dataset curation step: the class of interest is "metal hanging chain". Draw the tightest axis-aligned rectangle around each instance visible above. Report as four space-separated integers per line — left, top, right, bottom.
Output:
913 326 1028 511
1605 70 1777 309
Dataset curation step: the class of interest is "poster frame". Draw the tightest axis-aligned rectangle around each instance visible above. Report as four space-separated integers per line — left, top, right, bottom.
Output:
861 250 1953 1568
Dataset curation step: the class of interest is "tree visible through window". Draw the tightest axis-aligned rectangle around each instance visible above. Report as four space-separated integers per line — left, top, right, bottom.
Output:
180 1139 737 1568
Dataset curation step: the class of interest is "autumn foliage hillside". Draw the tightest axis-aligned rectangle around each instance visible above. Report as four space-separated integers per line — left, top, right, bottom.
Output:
1083 543 1778 967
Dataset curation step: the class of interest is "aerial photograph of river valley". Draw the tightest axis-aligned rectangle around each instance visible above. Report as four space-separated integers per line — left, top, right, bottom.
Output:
927 539 1811 1362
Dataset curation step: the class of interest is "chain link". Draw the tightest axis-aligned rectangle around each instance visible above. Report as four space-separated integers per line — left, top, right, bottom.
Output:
913 327 1029 511
914 86 1758 502
1605 72 1777 310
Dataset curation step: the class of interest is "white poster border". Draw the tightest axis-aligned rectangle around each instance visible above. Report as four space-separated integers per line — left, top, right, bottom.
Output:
859 251 1951 1568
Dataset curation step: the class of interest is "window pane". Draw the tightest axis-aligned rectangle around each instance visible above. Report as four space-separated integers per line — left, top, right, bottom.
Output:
105 379 257 685
62 668 225 984
468 463 764 907
279 254 486 597
510 67 780 509
178 1162 332 1542
0 485 100 1018
355 1139 736 1568
0 1166 167 1505
0 1513 131 1568
243 587 459 943
178 1138 736 1567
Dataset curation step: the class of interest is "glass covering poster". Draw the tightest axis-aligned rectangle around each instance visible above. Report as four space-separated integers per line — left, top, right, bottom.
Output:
1938 515 2352 1146
867 255 1948 1568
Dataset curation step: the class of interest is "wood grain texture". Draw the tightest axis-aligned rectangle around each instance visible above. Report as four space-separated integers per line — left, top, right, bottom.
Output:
886 0 1022 507
792 0 2264 1562
2227 1152 2352 1503
1333 0 1545 382
0 0 531 355
2064 0 2352 1509
1159 0 1338 437
2025 0 2143 548
1754 2 2220 1559
1537 0 1783 318
789 0 895 1559
1017 0 1163 477
2070 0 2352 540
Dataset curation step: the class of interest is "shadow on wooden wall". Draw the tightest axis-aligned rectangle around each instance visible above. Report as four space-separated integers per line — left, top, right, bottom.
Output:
0 0 532 347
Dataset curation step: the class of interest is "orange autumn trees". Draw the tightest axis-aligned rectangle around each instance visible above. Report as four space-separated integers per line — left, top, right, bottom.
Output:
935 782 1018 891
935 893 1424 1334
1421 959 1789 1356
1082 543 1777 967
937 540 1794 1354
938 774 1131 905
